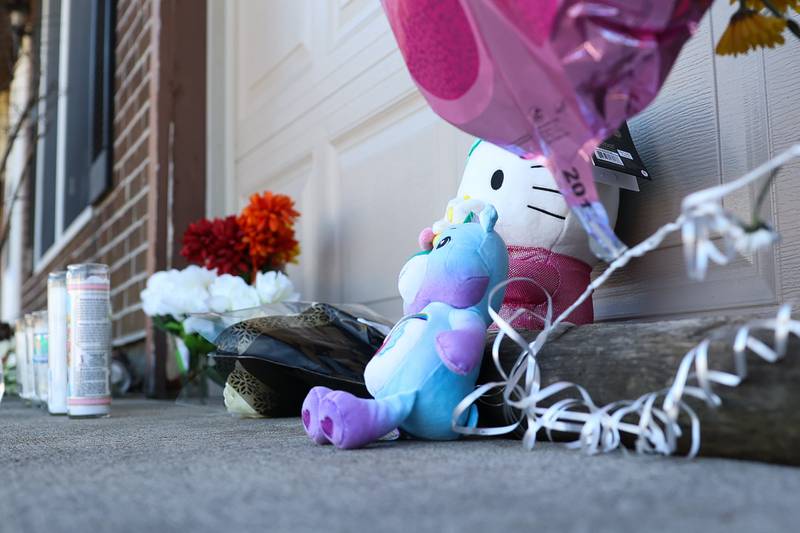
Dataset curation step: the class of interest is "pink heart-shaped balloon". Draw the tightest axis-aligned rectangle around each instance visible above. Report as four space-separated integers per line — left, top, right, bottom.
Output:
382 0 712 260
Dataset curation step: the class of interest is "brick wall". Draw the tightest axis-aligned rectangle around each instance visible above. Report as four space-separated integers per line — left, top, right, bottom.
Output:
21 0 154 349
18 0 206 396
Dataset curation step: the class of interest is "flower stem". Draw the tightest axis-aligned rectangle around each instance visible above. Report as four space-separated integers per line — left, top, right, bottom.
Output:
761 0 782 16
761 0 800 40
752 167 780 228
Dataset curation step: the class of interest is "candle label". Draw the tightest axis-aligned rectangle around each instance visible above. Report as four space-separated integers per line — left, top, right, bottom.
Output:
67 279 112 406
33 330 49 402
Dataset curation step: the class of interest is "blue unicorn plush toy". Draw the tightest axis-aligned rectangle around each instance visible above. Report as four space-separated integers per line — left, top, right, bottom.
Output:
302 205 508 448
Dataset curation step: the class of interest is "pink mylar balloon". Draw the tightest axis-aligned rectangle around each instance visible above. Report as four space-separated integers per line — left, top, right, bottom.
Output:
382 0 712 261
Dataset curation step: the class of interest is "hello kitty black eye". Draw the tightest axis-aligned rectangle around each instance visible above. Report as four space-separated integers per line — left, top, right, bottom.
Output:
490 169 504 190
436 236 451 249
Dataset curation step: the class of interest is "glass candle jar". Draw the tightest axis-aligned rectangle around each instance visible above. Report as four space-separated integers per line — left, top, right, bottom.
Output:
66 263 112 418
47 271 68 415
14 317 30 403
31 310 49 407
24 313 38 405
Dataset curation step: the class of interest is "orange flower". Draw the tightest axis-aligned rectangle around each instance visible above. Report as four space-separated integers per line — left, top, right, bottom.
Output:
238 192 301 276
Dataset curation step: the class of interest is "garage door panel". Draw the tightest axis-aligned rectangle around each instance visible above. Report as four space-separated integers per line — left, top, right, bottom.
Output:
332 102 451 310
596 5 781 320
238 154 315 299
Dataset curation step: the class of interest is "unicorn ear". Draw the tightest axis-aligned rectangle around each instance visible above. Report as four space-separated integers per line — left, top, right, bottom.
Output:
479 204 498 233
417 227 434 251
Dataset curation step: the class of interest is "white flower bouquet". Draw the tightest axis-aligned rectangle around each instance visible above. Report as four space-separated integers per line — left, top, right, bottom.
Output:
141 266 299 375
141 190 301 404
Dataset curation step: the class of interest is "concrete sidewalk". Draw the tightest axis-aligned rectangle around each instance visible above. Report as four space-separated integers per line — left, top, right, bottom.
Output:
1 397 798 533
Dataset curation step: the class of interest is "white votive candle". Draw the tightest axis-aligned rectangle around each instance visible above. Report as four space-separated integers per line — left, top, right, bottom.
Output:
14 317 30 403
24 313 38 405
31 310 49 407
47 271 68 415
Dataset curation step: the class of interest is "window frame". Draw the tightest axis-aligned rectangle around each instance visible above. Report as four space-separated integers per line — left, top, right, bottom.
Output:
87 0 115 204
32 0 115 271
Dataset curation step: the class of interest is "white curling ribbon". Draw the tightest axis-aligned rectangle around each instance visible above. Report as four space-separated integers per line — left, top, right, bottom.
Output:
454 296 799 457
451 144 800 457
681 144 800 281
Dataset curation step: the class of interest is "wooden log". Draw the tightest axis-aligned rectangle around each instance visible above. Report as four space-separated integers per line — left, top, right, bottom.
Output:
477 317 800 465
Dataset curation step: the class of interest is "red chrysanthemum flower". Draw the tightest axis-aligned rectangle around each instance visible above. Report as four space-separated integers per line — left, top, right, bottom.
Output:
181 215 250 276
238 192 300 274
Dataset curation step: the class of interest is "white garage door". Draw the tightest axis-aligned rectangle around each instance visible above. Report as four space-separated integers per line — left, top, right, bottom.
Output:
208 1 800 322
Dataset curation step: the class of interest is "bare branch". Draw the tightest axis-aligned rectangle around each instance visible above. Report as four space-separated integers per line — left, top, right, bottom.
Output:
0 85 56 250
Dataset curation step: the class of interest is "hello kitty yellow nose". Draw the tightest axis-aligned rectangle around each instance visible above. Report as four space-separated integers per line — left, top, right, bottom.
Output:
462 195 471 200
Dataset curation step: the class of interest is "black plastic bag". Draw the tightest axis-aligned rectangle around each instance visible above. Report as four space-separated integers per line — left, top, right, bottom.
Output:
192 303 392 416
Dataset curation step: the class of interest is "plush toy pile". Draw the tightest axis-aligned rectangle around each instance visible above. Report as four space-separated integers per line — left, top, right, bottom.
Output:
302 206 508 449
301 139 622 448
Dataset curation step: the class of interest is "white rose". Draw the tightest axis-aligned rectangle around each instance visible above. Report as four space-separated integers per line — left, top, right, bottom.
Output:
168 266 216 315
141 266 217 318
206 274 260 313
255 271 300 304
164 285 210 316
141 269 182 317
179 265 217 289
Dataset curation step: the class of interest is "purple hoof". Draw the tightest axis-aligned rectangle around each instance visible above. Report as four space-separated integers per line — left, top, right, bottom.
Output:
318 391 404 450
318 392 366 449
301 386 333 445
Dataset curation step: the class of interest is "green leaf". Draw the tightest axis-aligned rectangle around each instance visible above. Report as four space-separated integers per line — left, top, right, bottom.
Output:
151 315 183 335
182 332 216 355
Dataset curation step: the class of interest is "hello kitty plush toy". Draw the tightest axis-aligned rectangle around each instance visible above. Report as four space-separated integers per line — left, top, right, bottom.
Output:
427 140 620 330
